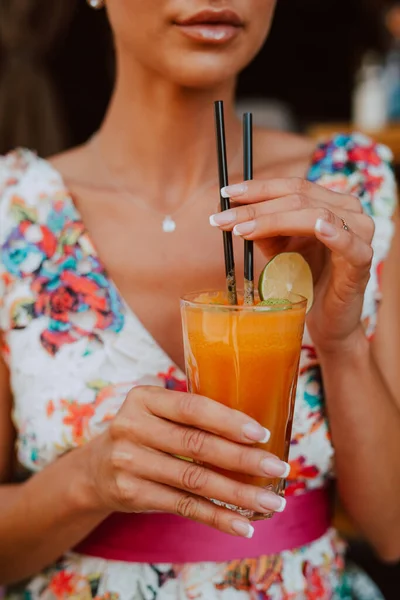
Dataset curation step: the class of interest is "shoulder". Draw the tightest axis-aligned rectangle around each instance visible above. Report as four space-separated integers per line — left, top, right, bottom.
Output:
0 148 36 194
308 133 396 219
252 129 316 184
49 144 100 187
0 149 65 239
309 133 394 176
0 150 34 248
0 147 67 198
0 149 73 289
254 129 315 168
0 148 59 209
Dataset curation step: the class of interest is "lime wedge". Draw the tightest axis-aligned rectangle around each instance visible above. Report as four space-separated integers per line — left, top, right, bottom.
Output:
258 252 313 313
258 298 292 310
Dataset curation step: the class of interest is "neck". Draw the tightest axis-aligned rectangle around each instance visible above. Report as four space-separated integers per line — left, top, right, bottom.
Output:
98 58 242 210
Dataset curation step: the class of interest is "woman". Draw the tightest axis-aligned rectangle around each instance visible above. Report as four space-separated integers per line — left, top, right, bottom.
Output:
0 0 399 598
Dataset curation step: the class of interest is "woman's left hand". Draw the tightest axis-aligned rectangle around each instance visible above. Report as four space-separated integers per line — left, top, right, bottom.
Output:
210 178 375 354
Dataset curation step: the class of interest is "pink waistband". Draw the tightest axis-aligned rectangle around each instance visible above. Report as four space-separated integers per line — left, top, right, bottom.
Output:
75 488 330 563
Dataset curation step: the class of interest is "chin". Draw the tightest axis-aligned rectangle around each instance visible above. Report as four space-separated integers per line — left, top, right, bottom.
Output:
159 48 259 90
164 64 239 89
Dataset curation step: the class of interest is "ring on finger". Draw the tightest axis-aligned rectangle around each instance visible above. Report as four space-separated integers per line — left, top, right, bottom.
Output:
340 217 350 231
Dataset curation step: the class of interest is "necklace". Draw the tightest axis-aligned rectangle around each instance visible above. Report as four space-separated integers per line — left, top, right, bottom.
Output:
89 134 242 233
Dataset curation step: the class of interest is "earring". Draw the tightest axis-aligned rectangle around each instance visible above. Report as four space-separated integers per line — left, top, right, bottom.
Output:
87 0 105 9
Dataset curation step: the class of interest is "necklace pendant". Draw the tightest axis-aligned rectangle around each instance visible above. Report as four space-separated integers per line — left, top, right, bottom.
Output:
162 215 176 233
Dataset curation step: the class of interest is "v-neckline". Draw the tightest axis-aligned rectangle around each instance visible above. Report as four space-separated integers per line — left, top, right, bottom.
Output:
41 147 318 375
42 155 185 375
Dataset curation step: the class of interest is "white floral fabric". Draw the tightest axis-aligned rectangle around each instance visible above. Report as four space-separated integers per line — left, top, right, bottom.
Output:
0 134 396 599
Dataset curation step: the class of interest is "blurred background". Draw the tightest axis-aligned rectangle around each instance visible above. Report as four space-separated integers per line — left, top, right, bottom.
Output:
1 0 400 158
0 0 399 597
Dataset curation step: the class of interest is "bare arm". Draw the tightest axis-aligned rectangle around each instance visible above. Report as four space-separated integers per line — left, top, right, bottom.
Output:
0 376 289 585
0 464 108 584
371 209 400 405
0 353 14 485
318 213 400 562
211 175 400 562
0 356 109 584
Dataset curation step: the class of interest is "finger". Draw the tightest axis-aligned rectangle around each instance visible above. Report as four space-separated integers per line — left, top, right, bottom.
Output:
116 446 286 515
230 207 371 246
123 478 257 538
212 203 373 243
210 194 316 228
314 216 373 272
132 417 290 478
138 388 271 445
213 199 242 213
220 178 362 212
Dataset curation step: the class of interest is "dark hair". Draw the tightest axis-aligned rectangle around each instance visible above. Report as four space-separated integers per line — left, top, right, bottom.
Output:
0 0 76 157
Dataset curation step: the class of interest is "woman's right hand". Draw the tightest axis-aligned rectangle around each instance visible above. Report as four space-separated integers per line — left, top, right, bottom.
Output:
83 386 289 538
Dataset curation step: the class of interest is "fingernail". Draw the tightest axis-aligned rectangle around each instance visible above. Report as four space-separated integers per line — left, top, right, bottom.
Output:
209 210 236 227
276 496 286 512
261 458 291 478
315 218 338 238
242 423 271 443
221 183 248 198
231 519 255 538
258 492 286 513
233 221 255 237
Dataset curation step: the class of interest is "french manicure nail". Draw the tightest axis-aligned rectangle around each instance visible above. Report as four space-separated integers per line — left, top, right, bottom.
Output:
221 183 248 198
233 221 256 237
231 519 255 538
276 497 286 512
258 492 286 512
261 457 291 478
315 218 338 238
209 210 236 227
242 423 270 443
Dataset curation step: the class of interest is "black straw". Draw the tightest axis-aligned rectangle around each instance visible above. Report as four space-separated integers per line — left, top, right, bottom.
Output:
214 101 237 305
243 112 254 305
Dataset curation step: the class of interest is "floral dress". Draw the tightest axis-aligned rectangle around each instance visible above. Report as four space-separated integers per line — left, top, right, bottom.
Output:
0 134 396 600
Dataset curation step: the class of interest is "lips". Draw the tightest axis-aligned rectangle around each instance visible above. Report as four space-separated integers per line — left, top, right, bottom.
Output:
177 9 243 27
174 9 244 44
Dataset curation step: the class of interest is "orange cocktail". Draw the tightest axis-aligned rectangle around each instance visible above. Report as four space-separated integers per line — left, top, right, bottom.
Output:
180 291 307 520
